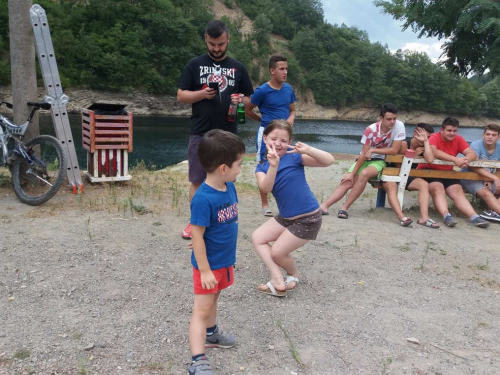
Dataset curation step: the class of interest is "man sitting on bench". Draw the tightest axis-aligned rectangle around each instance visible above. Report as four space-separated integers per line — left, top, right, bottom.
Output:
382 124 440 228
319 103 405 219
417 117 490 228
461 124 500 223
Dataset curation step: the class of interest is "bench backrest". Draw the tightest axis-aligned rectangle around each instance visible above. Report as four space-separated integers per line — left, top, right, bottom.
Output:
383 155 500 180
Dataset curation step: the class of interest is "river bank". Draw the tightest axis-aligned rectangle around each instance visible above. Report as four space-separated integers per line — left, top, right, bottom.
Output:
2 85 499 127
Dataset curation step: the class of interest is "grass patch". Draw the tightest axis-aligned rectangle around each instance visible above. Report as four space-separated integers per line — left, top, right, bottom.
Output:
418 241 433 271
0 171 10 187
243 154 256 163
382 357 393 374
276 319 302 366
234 181 259 194
13 348 30 360
471 260 489 271
398 244 411 252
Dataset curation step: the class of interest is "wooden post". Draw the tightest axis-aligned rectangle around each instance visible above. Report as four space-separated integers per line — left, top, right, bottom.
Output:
8 0 38 140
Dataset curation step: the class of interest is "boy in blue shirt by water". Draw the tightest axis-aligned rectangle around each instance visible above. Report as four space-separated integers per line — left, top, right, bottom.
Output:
244 54 296 216
187 130 245 375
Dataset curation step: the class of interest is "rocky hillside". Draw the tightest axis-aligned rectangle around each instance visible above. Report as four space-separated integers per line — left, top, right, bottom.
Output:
1 0 499 127
1 85 499 127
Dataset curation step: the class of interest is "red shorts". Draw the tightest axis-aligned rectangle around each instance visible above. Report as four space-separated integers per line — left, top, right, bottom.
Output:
193 266 234 295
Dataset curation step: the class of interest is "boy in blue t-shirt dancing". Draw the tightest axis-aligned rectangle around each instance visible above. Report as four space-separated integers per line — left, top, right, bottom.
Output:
244 54 296 216
187 130 245 375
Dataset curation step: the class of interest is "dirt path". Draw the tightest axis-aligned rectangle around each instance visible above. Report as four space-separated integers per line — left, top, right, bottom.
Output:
1 157 499 374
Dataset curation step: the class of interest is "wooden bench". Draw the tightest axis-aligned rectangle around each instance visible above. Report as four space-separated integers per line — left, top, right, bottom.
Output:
372 150 500 208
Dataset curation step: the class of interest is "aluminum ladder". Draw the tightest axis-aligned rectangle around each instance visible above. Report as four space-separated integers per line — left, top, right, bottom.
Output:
29 4 83 192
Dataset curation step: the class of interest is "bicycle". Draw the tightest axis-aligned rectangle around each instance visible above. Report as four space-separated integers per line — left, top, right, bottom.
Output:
0 100 67 205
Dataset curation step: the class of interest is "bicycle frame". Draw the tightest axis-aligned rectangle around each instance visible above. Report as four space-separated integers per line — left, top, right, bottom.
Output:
0 101 42 165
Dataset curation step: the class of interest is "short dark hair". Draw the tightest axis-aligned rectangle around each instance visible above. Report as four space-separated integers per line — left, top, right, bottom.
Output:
380 103 398 117
415 123 435 134
205 20 228 39
441 117 459 128
198 130 245 173
484 124 500 134
263 119 292 139
269 54 287 70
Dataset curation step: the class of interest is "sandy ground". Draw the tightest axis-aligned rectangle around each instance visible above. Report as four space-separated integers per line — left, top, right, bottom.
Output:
1 155 499 375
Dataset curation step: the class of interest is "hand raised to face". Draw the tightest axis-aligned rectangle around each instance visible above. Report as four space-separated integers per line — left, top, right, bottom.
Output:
266 143 280 167
414 127 429 143
286 141 310 155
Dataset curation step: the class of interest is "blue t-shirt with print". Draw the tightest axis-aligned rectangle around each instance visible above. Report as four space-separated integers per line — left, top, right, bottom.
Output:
251 82 296 128
462 140 500 173
190 182 238 270
255 153 318 218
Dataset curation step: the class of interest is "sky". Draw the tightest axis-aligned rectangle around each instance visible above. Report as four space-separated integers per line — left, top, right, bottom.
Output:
322 0 444 62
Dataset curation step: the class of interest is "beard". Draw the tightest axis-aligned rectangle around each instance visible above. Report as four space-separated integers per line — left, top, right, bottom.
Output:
208 47 227 60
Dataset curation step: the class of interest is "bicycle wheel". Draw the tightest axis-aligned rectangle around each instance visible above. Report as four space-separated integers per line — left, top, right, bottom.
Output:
11 135 67 206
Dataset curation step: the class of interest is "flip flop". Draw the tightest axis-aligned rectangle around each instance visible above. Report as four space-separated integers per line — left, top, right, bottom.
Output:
400 216 413 227
261 208 273 217
321 210 329 216
338 210 348 219
257 282 286 297
418 219 440 229
284 275 300 291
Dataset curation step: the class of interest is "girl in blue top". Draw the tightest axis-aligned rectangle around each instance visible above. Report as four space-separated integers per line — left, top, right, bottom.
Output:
253 120 335 297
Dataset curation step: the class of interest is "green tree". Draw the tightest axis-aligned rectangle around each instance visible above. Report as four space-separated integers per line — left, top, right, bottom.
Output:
252 13 273 47
374 0 500 77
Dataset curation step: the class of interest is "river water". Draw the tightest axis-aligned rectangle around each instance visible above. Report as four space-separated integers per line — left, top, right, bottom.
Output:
39 115 486 170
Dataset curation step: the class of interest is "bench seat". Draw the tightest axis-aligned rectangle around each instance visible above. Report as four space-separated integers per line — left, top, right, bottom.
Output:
372 153 500 208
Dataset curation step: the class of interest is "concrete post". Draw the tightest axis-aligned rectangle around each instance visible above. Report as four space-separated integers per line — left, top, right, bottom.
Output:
8 0 39 140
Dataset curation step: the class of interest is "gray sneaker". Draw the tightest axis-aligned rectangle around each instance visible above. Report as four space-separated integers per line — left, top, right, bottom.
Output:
470 216 490 228
187 356 214 375
205 328 236 348
444 215 457 227
480 210 500 223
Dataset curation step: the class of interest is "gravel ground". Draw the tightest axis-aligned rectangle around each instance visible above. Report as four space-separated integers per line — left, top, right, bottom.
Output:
1 157 499 375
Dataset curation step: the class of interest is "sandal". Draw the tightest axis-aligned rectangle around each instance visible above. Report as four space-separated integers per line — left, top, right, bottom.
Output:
321 210 329 216
284 275 300 291
400 216 413 227
338 210 348 219
257 282 286 297
261 208 273 217
418 219 440 229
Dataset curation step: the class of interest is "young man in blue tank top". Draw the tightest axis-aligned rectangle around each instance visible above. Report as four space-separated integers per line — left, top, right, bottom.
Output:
244 54 296 217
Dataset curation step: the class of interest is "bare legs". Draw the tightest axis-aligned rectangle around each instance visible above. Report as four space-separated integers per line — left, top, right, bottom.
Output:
384 178 431 223
260 190 270 211
252 218 308 291
477 188 500 213
189 291 220 356
429 182 477 218
320 166 379 214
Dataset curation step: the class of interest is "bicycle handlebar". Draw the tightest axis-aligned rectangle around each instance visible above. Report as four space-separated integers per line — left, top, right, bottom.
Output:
27 101 52 110
1 101 51 111
0 101 13 109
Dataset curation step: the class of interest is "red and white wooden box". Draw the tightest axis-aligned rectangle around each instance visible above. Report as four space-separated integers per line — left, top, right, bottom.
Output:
82 108 133 182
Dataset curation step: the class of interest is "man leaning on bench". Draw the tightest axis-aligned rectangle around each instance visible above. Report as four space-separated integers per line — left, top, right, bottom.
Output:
380 119 500 229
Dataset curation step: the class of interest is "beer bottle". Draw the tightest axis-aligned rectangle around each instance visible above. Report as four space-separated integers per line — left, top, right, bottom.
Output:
237 96 246 124
227 94 238 122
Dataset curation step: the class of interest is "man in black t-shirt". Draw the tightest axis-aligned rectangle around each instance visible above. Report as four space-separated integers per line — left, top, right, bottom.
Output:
177 20 253 240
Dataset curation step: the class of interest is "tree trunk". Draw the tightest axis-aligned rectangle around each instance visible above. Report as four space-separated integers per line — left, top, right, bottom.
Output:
8 0 39 141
